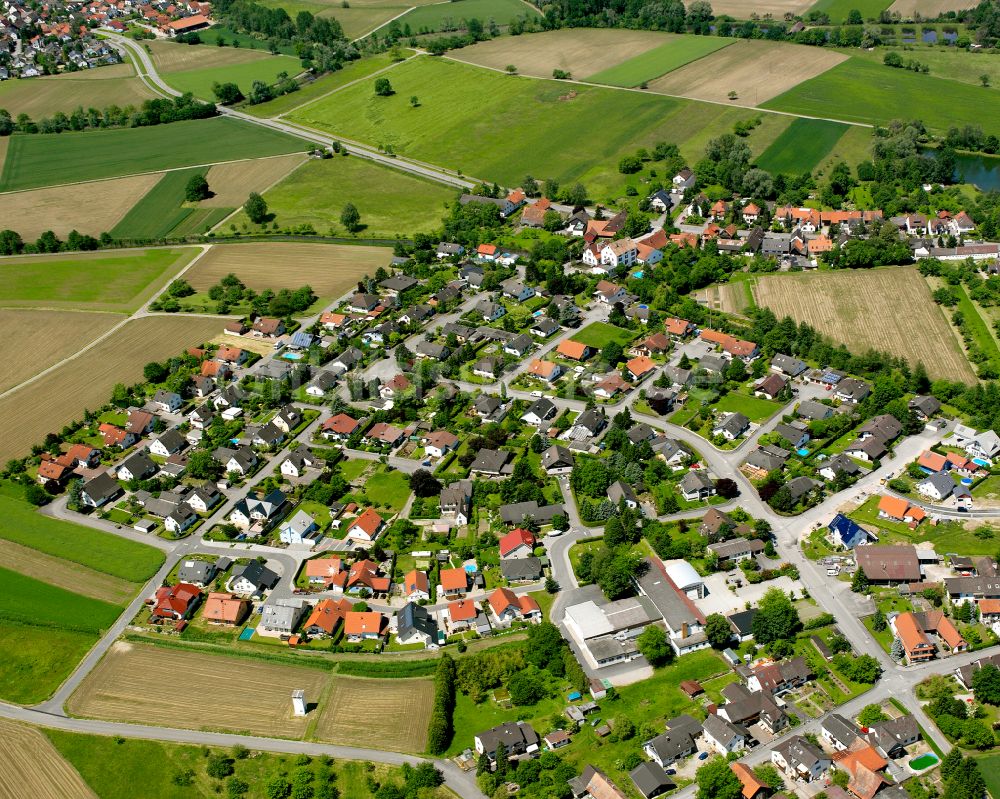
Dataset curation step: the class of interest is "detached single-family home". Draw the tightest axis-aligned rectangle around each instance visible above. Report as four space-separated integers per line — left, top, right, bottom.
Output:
117 451 158 482
278 510 320 545
702 714 746 756
304 598 351 638
541 444 574 475
714 412 750 441
522 397 557 426
152 582 202 620
402 570 431 601
422 430 459 458
499 528 536 559
680 470 715 502
474 721 539 761
439 567 468 598
344 611 387 642
260 598 309 635
772 736 830 782
80 472 123 508
488 587 542 626
152 390 182 413
346 507 385 542
528 360 562 383
202 592 250 626
396 601 439 647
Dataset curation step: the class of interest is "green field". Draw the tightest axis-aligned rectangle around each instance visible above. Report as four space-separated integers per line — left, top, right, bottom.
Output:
396 0 541 33
195 26 298 55
162 54 302 101
247 52 408 117
763 57 1000 134
361 468 412 512
0 620 98 703
952 283 1000 375
288 56 708 195
571 322 636 349
0 248 196 312
713 391 783 423
849 45 1000 90
111 167 215 239
977 753 1000 799
0 493 164 581
587 36 733 87
0 566 122 631
227 155 455 236
0 116 304 191
754 117 850 175
805 0 893 23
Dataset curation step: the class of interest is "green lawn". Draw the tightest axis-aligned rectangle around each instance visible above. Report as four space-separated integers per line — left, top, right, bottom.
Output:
363 468 412 512
288 55 704 196
397 0 541 33
0 566 122 631
977 752 1000 799
226 154 455 237
805 0 893 23
161 54 302 102
571 321 636 349
247 52 410 117
713 391 783 423
754 117 851 176
46 729 453 799
763 57 1000 134
0 493 164 581
952 283 1000 375
0 116 305 191
196 26 298 55
0 620 99 703
973 475 1000 500
111 167 210 240
848 45 1000 90
849 495 999 555
587 36 733 87
0 247 196 312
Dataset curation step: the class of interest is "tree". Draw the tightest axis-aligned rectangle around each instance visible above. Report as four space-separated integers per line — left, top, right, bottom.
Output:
143 361 169 383
857 704 889 727
715 478 738 499
753 765 784 792
207 755 235 779
847 8 863 23
636 625 673 667
188 450 223 480
508 669 545 705
266 776 292 799
374 77 393 96
409 469 441 498
830 769 850 789
981 74 991 87
409 95 419 107
608 716 635 742
972 663 1000 706
851 567 869 593
340 202 361 233
751 588 801 645
24 484 50 506
940 748 964 781
704 613 733 649
871 609 887 632
227 777 250 798
213 82 243 104
185 173 210 202
835 653 882 684
244 192 268 224
696 757 743 799
890 637 904 662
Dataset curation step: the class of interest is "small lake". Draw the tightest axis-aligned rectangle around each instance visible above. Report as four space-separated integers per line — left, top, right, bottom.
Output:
954 152 1000 191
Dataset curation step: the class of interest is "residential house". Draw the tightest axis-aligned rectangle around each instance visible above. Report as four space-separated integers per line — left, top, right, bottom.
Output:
680 470 715 502
714 412 750 441
402 570 431 601
772 736 830 782
797 399 834 421
821 714 861 751
594 374 631 399
470 449 513 478
754 373 788 401
499 528 536 559
747 657 811 695
177 559 218 586
835 378 871 404
260 598 309 635
396 601 439 647
364 422 405 448
819 454 861 482
116 451 157 482
630 762 675 799
771 354 807 378
304 597 351 637
228 489 286 531
278 510 320 545
909 395 941 421
892 610 966 663
473 357 503 380
607 480 639 510
152 583 202 620
916 471 959 502
522 397 557 426
876 496 926 527
644 714 702 767
542 444 575 475
867 715 921 759
528 359 562 383
488 587 542 626
531 317 561 338
202 592 249 626
127 409 155 435
500 557 543 582
707 537 765 566
504 334 535 358
473 721 539 761
344 611 387 642
499 501 564 527
346 507 385 542
557 340 592 361
439 567 469 598
445 598 477 633
855 544 921 585
626 356 657 382
322 413 361 441
149 428 185 457
828 514 874 549
165 504 198 535
152 389 182 413
702 714 746 756
731 763 769 799
440 480 473 525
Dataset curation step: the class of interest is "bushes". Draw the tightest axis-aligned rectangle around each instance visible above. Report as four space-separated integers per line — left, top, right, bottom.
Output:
426 654 456 754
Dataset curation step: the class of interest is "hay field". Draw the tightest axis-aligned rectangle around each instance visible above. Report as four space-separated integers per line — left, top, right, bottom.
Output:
0 68 156 118
0 310 121 393
147 40 281 74
0 315 223 461
187 243 392 299
0 540 137 605
68 642 329 738
0 720 97 799
751 268 976 382
315 676 434 752
647 40 848 105
711 0 815 13
1 173 161 239
455 29 673 80
888 0 971 15
202 153 306 207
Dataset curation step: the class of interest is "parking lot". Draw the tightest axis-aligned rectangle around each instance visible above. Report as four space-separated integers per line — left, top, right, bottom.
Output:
698 573 806 618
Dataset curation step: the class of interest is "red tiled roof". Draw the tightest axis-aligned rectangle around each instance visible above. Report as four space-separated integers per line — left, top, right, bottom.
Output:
499 528 535 558
439 567 468 592
448 599 477 622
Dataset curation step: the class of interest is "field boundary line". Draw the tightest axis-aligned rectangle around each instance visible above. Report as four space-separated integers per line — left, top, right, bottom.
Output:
0 245 214 401
586 35 736 85
352 6 421 41
274 53 420 118
209 155 311 233
441 52 873 128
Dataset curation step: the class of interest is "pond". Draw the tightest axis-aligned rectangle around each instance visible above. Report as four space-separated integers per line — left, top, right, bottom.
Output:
954 152 1000 191
909 753 939 770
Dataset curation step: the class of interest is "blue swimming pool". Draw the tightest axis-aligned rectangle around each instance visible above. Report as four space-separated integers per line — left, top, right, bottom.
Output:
464 563 478 574
238 627 255 641
797 448 810 457
281 352 305 361
973 457 990 467
633 271 645 278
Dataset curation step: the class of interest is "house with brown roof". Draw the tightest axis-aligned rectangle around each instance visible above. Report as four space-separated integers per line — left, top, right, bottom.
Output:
422 430 459 458
152 583 202 620
630 333 670 357
363 422 404 448
346 508 386 542
252 317 284 338
754 373 788 400
855 544 921 585
594 374 631 399
626 356 657 382
322 413 361 441
202 592 249 626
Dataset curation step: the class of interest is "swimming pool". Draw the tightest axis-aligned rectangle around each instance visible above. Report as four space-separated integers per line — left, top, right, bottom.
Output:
633 271 645 279
281 352 305 361
973 457 990 467
909 754 938 770
238 627 255 641
797 448 810 457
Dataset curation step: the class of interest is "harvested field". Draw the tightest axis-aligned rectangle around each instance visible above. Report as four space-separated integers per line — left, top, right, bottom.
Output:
647 40 848 105
315 675 434 752
1 173 161 239
68 642 329 738
887 0 971 15
751 268 976 382
211 331 277 356
455 29 673 80
0 720 97 799
0 315 223 462
202 153 306 207
0 68 156 118
186 242 392 300
0 310 120 393
0 540 137 605
711 0 815 13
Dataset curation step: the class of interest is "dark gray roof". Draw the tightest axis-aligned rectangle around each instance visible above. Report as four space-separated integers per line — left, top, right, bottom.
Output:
474 721 538 755
728 608 757 636
630 761 675 799
822 713 861 748
235 561 279 591
499 501 564 526
82 472 121 503
397 601 438 640
500 557 543 581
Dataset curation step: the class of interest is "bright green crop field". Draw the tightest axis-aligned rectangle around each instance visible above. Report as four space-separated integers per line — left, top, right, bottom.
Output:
111 167 210 239
163 53 302 101
0 566 122 631
0 492 164 581
587 36 733 87
763 57 1000 134
0 248 196 312
227 155 454 236
755 117 850 175
288 56 706 195
397 0 541 33
0 620 99 703
0 116 304 191
804 0 892 23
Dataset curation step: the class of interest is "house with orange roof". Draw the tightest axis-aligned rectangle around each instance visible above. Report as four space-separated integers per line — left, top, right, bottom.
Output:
808 236 833 255
917 450 948 473
320 312 347 330
304 598 352 637
446 598 478 633
731 763 769 799
835 741 888 799
62 443 101 469
152 583 202 620
709 200 728 220
978 598 1000 624
669 232 699 248
98 423 137 450
346 508 386 542
488 588 541 626
557 340 592 361
202 592 249 626
402 569 430 601
626 355 657 382
200 360 231 380
877 496 926 527
477 243 498 261
305 557 342 586
594 374 632 399
891 610 966 663
341 559 391 595
321 413 361 441
216 345 246 364
344 610 386 642
528 359 563 382
439 567 469 598
742 203 761 223
665 317 694 339
37 460 70 485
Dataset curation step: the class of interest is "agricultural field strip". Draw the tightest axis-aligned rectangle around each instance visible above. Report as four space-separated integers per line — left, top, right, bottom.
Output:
201 153 306 208
0 540 137 605
314 676 435 752
440 52 873 127
0 151 311 199
0 719 97 799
